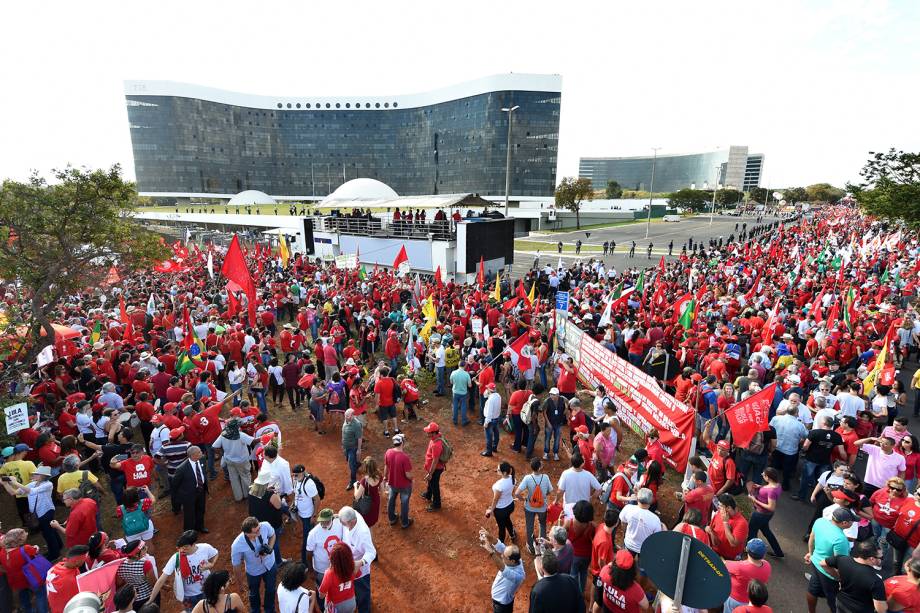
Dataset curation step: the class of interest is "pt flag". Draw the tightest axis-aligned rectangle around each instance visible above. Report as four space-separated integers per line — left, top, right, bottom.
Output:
724 383 774 448
221 235 257 326
392 245 409 275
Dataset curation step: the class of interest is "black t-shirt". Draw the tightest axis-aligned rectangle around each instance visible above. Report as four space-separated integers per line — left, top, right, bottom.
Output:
824 555 885 613
804 428 843 464
529 573 584 613
543 397 567 427
101 443 132 478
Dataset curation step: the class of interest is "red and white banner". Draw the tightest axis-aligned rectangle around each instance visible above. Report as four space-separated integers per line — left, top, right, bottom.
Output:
558 320 695 471
724 383 774 448
77 558 124 612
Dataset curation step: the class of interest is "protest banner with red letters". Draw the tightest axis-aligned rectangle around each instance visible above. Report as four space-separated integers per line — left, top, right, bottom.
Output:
558 320 695 471
723 383 774 448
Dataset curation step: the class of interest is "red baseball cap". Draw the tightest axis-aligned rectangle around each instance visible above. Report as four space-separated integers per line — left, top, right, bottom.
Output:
423 422 440 433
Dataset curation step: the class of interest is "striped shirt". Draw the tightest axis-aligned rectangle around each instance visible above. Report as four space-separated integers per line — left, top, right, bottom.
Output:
156 441 191 477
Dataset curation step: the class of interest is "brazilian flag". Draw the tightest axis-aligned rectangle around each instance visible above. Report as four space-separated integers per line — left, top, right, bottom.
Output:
177 352 196 375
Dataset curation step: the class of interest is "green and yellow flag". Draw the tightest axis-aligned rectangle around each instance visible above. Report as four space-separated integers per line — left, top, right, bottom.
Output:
176 352 196 375
678 299 696 330
89 321 102 345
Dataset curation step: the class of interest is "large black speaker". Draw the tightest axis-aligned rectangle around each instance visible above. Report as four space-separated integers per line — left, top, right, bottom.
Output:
302 218 315 255
465 219 515 269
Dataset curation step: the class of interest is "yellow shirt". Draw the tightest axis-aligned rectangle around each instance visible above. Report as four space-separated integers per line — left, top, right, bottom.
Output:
0 460 36 498
912 369 920 390
57 469 98 494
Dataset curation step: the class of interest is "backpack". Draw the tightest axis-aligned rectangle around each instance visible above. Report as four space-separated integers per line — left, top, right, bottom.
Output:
602 472 632 507
305 472 325 500
527 475 546 508
745 431 766 456
438 437 453 463
79 471 101 504
720 457 745 496
520 394 538 425
120 504 149 536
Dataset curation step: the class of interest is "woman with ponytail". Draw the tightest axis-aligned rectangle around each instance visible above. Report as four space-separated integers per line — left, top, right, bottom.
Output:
485 461 518 543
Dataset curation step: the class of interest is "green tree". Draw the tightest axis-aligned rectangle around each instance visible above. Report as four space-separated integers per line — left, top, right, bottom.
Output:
555 177 594 229
805 183 845 203
668 189 711 212
848 149 920 226
0 165 167 369
715 188 742 206
605 180 623 199
782 187 808 203
749 186 769 203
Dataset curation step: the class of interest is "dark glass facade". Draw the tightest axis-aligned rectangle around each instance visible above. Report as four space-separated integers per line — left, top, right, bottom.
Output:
126 88 560 198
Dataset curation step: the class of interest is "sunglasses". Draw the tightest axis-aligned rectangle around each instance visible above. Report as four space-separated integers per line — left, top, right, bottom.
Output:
889 486 904 492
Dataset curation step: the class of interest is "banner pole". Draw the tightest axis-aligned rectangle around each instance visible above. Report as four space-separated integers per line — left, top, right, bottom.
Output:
672 536 692 607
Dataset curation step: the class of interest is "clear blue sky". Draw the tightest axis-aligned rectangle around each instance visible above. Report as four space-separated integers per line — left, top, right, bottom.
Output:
1 0 917 189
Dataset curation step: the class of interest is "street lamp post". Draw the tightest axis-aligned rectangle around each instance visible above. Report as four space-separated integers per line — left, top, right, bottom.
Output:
645 147 661 239
709 165 720 226
501 104 519 216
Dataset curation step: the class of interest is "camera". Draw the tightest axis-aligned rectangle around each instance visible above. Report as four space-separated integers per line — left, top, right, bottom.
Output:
258 544 272 556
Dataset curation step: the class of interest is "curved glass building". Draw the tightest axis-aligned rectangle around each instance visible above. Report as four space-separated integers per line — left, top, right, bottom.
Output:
124 74 561 200
579 146 763 193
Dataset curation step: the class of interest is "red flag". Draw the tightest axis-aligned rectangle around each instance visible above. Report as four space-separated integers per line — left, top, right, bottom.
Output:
506 332 531 369
745 269 763 302
119 294 134 342
724 383 775 448
657 255 666 275
434 265 443 290
811 290 824 323
392 245 409 270
670 293 693 324
478 256 485 287
221 235 257 326
516 282 527 300
836 263 845 286
762 298 780 344
826 301 840 330
501 297 521 312
226 287 241 317
76 558 125 612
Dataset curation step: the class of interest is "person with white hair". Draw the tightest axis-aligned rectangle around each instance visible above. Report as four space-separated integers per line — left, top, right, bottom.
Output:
618 488 664 556
98 382 124 411
338 506 375 613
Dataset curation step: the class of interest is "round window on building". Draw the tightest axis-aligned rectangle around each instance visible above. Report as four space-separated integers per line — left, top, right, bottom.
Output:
393 102 398 108
306 103 311 109
384 103 389 108
276 103 282 109
296 103 301 108
345 103 350 108
335 103 341 108
325 103 331 108
375 103 380 108
286 103 292 108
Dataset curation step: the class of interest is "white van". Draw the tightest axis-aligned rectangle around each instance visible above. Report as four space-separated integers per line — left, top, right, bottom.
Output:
663 214 681 222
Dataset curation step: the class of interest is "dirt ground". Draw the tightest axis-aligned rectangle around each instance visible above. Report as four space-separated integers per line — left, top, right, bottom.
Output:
2 388 683 613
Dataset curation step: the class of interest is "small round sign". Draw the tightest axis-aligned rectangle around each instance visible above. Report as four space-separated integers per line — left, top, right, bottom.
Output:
639 530 730 610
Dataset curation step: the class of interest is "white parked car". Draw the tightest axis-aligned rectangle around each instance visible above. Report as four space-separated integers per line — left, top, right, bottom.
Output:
663 214 681 222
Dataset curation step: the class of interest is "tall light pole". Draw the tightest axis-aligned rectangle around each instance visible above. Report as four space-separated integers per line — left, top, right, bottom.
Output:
709 164 720 226
645 147 661 239
501 104 519 216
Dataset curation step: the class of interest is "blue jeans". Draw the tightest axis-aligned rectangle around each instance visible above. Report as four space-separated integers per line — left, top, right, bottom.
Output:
526 427 539 459
18 586 48 613
544 423 562 454
452 393 468 425
390 357 399 374
110 472 126 506
246 565 277 613
485 419 500 453
539 364 547 388
344 447 360 486
254 388 267 415
229 383 243 406
299 516 313 564
37 509 62 562
735 450 768 485
273 524 284 566
436 367 445 394
199 442 216 477
388 485 412 527
354 573 371 613
797 460 828 499
570 555 590 592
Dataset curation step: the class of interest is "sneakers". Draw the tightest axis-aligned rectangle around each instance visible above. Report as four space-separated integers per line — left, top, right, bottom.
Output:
383 431 390 437
426 505 441 512
526 543 535 556
402 519 414 529
543 453 549 460
553 453 559 461
480 451 493 457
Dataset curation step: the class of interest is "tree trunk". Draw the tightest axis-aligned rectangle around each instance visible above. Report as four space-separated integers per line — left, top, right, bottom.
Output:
575 206 581 230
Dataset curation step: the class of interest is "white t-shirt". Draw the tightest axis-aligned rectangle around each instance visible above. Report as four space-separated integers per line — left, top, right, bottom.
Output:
492 476 515 509
294 477 319 519
619 504 663 553
306 519 344 574
150 425 171 455
278 586 313 613
557 468 601 505
161 543 218 598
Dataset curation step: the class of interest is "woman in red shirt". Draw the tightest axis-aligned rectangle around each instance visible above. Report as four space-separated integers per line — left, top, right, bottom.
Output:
897 435 920 493
319 542 358 612
870 476 909 548
0 528 46 612
563 500 595 593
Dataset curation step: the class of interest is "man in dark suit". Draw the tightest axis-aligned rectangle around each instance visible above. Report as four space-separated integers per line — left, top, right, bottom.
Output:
170 446 209 533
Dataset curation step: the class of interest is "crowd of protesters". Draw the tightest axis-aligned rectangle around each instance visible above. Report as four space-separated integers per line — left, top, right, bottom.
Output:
0 205 919 612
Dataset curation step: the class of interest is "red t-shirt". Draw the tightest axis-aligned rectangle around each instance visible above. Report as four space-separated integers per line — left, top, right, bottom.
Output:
121 455 154 488
589 524 615 577
676 522 710 547
892 499 920 549
609 470 632 510
557 367 577 394
0 545 40 590
190 403 222 444
597 564 646 612
384 448 412 489
566 519 595 558
885 575 920 612
400 379 419 404
319 568 356 605
734 606 773 613
46 562 81 613
374 377 396 407
707 448 736 494
66 498 99 547
508 390 530 416
725 559 771 602
870 489 908 529
709 512 748 561
682 484 714 525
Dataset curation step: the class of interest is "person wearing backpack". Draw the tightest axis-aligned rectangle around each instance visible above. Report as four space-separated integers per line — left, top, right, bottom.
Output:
514 458 553 556
421 422 447 512
116 486 156 542
0 528 50 613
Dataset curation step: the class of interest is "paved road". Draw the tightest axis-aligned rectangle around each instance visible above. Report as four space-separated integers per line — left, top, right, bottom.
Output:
510 214 910 612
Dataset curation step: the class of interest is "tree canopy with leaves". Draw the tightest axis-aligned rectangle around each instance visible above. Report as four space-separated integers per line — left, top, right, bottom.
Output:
804 183 845 203
0 165 167 369
605 180 623 199
555 177 593 229
668 189 711 212
848 149 920 226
